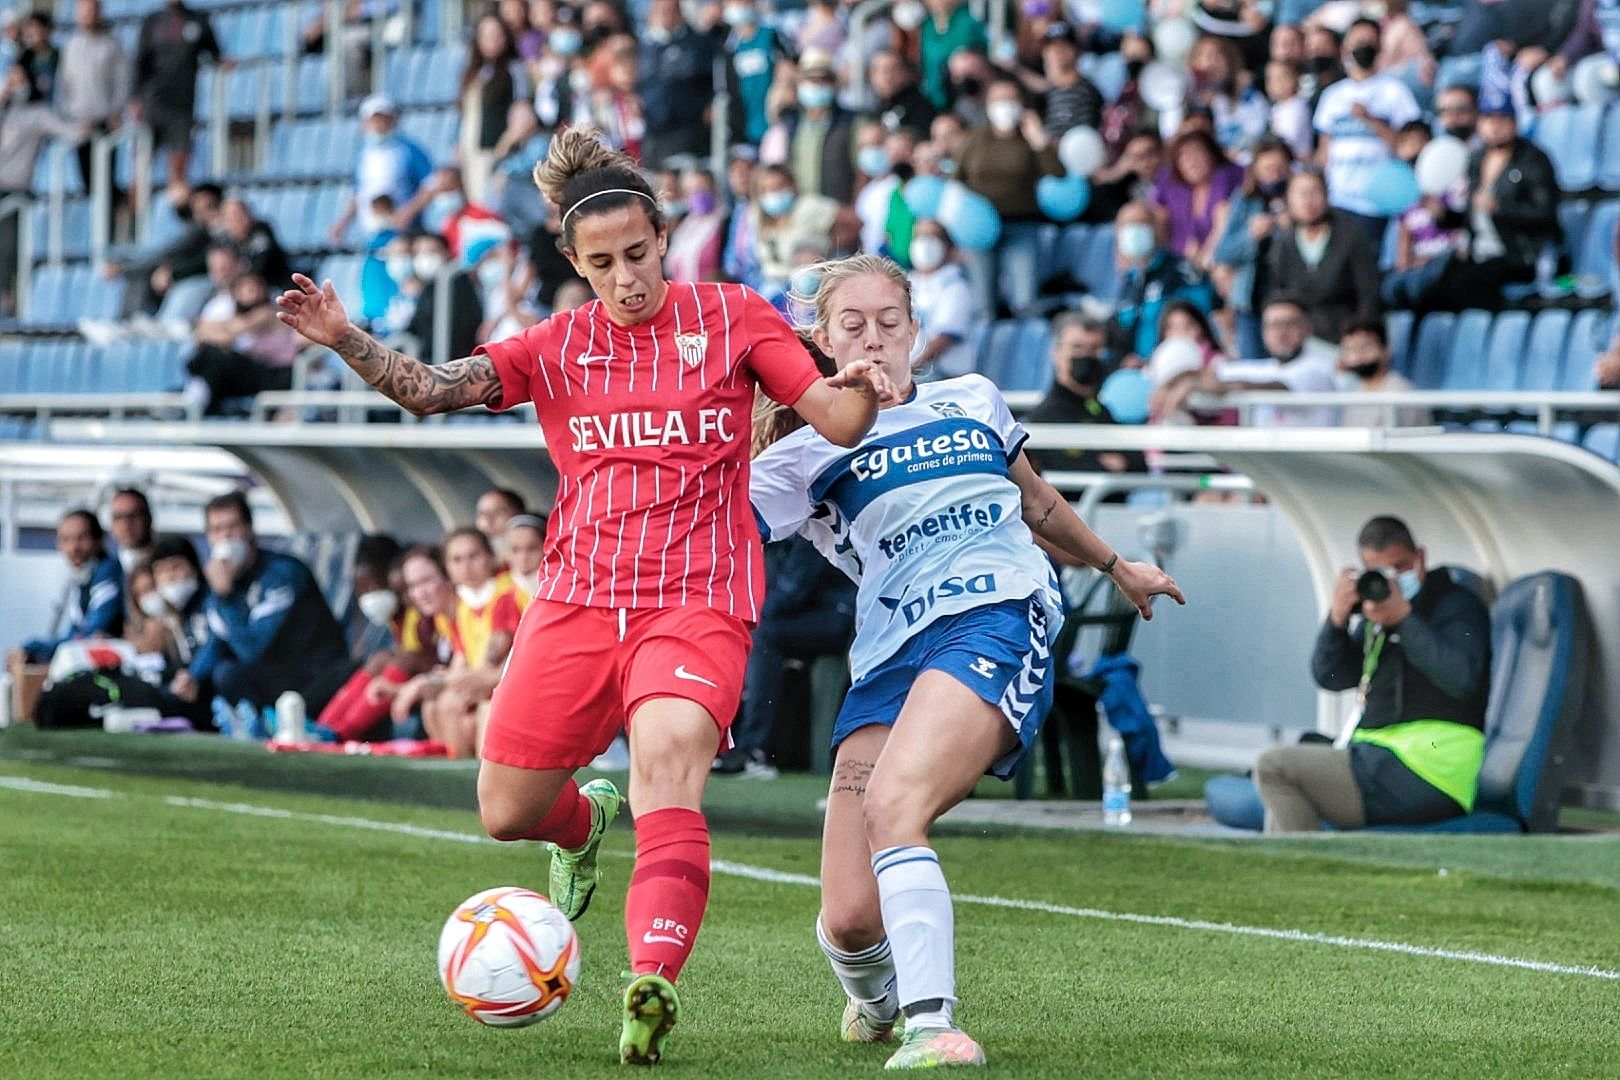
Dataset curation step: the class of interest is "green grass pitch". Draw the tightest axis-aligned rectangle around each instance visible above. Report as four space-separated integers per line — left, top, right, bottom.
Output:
2 740 1618 1079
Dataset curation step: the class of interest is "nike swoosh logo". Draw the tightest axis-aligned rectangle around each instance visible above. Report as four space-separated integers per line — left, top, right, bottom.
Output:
673 665 718 688
575 354 614 364
641 932 687 946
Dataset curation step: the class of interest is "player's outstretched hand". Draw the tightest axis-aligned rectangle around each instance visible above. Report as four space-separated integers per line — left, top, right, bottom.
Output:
826 358 899 403
275 273 352 349
1111 559 1186 621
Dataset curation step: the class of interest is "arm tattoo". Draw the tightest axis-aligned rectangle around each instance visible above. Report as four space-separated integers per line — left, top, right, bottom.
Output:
1035 498 1059 530
333 327 503 415
830 759 875 798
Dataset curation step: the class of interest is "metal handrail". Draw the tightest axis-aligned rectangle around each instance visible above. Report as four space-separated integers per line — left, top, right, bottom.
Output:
89 123 153 265
0 192 37 319
282 5 300 124
0 393 200 423
1183 389 1620 435
327 0 347 117
209 61 228 177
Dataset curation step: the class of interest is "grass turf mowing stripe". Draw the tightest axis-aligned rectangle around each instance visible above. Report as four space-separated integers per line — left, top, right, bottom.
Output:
11 773 1620 984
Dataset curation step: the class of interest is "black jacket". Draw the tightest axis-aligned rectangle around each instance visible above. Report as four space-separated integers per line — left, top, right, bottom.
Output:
134 3 222 112
1021 382 1147 475
1261 211 1381 343
1311 567 1491 733
869 85 938 139
407 269 482 361
1461 137 1560 268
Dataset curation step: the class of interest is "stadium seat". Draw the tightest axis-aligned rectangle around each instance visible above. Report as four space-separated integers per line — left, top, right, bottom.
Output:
1006 318 1054 394
1404 311 1454 389
1560 308 1610 390
1538 104 1604 191
1574 199 1620 290
154 274 217 324
976 319 1021 385
1439 309 1492 390
296 55 329 115
1599 106 1620 191
1384 309 1413 375
1076 225 1118 302
1585 424 1620 460
1518 308 1573 391
1556 198 1590 266
21 263 72 328
1369 572 1591 834
1479 309 1530 391
0 340 28 394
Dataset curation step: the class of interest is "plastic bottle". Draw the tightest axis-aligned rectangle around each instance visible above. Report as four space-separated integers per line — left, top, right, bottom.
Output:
1102 736 1132 828
273 690 307 745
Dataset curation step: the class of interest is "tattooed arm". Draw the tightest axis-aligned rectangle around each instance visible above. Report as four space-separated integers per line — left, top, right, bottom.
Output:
276 273 503 416
1006 450 1187 620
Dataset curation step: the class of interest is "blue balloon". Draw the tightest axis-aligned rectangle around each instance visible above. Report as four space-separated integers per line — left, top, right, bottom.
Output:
938 183 1001 252
1098 368 1151 425
1036 175 1091 222
1362 158 1421 217
902 175 945 219
1099 0 1146 32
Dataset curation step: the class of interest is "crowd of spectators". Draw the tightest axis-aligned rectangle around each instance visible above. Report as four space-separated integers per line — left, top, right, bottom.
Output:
6 0 1620 417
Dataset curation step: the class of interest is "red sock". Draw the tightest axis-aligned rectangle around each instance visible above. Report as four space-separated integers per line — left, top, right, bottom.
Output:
504 779 593 849
625 808 711 981
316 668 370 734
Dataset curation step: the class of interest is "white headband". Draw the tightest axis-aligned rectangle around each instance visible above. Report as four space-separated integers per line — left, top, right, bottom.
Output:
560 188 657 229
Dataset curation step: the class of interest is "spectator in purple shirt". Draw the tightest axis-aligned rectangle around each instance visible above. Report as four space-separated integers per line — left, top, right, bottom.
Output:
1151 128 1244 270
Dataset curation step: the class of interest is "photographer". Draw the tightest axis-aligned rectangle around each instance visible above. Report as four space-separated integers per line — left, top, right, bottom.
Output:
1254 516 1491 832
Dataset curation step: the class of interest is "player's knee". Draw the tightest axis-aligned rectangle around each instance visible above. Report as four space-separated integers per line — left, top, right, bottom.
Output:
818 906 885 952
1253 748 1289 788
479 799 537 842
860 780 924 851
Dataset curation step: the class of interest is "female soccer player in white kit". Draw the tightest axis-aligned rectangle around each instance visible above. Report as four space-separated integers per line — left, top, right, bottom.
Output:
750 255 1184 1069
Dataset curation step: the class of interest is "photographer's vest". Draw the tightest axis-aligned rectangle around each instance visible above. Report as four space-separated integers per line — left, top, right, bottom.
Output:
1349 571 1488 812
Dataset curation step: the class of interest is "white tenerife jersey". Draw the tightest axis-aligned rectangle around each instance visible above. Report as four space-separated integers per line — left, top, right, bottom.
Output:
750 374 1063 681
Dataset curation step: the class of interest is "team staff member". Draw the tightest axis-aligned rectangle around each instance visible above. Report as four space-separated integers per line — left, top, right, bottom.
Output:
10 509 125 666
1255 516 1492 832
275 128 893 1066
750 255 1183 1069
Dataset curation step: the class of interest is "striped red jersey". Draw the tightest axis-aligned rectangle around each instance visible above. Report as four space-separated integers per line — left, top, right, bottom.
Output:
476 282 820 621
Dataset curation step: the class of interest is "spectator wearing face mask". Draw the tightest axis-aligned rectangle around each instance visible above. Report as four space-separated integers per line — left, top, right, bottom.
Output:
723 0 785 145
1031 23 1102 139
530 7 583 129
1023 313 1141 476
852 124 917 258
955 77 1062 317
1109 201 1217 363
760 48 859 204
103 181 224 319
1334 317 1423 427
1434 85 1480 149
379 232 483 361
328 95 434 246
919 0 986 110
1084 131 1162 227
1192 0 1272 72
1302 24 1343 103
503 514 547 604
750 164 839 299
488 102 552 238
905 220 979 378
145 534 212 727
459 13 532 204
1193 293 1341 427
1165 35 1270 161
1312 19 1420 241
667 167 728 283
9 509 124 670
638 0 717 168
393 166 506 261
309 536 416 743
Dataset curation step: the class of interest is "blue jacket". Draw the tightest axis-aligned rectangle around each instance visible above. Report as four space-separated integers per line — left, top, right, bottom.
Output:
1111 251 1216 360
24 554 125 663
189 549 348 682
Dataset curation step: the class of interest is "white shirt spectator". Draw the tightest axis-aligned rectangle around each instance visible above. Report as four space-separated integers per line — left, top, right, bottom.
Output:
1269 96 1313 160
1312 75 1421 217
909 262 979 378
1216 337 1340 426
855 172 903 255
1336 368 1426 427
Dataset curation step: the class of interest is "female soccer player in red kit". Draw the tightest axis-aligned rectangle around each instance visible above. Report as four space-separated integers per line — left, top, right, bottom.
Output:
276 129 894 1065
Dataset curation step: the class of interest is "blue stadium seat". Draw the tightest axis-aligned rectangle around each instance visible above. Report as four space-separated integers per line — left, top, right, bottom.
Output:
1385 309 1413 376
1538 103 1604 191
417 43 463 107
1369 573 1591 834
1077 225 1117 301
1575 199 1620 287
1518 307 1572 391
83 269 127 321
0 340 28 394
1058 223 1091 285
1556 198 1590 265
1006 319 1054 394
1585 424 1620 461
1405 311 1454 389
296 55 329 114
194 65 216 121
1439 309 1491 390
96 342 139 393
1560 308 1610 390
315 253 366 314
1479 309 1530 391
22 263 72 328
225 63 263 120
146 340 190 392
975 319 1021 385
1599 105 1620 190
30 142 84 196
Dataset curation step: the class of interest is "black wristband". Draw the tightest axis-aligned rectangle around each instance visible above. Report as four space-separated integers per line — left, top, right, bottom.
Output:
1100 553 1119 575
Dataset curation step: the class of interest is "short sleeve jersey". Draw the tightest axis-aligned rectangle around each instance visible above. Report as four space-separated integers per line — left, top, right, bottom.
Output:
750 375 1062 681
476 282 821 621
1312 75 1421 217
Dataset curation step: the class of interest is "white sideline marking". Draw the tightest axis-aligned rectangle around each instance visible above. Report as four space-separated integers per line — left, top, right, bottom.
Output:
7 777 1619 982
0 775 115 798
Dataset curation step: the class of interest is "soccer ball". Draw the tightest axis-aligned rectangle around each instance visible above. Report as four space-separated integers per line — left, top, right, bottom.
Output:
438 886 581 1027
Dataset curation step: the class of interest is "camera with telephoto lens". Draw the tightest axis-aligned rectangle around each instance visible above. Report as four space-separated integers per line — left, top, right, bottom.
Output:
1355 568 1394 603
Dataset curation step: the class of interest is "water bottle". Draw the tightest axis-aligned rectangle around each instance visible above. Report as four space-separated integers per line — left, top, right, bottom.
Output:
273 690 307 745
0 671 13 730
1102 736 1132 828
212 696 240 738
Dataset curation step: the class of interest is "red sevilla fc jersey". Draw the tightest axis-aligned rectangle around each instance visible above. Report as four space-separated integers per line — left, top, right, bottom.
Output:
475 282 820 621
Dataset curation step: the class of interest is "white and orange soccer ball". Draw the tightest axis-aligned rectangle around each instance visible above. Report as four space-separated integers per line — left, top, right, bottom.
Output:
438 886 581 1027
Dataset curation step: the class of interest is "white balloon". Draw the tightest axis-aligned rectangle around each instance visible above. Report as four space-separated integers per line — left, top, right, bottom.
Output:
1150 17 1198 68
1414 135 1470 197
1530 64 1571 108
1058 125 1107 178
1148 336 1205 386
1138 61 1187 113
1571 53 1619 106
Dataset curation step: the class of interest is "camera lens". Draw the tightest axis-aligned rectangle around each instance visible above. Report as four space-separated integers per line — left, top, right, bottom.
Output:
1355 569 1391 603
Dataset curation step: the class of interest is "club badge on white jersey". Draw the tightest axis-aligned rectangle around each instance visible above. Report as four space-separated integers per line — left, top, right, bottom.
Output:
750 374 1061 680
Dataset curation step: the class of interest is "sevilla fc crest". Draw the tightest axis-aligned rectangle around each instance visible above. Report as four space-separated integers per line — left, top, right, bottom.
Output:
674 331 708 369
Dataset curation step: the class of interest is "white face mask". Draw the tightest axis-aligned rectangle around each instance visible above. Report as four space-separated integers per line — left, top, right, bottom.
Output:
158 578 199 610
138 592 168 619
210 538 249 568
385 255 414 284
476 257 508 294
413 252 447 280
68 560 95 585
362 208 391 234
892 0 925 30
909 236 946 271
357 589 400 625
456 580 499 610
511 569 541 598
987 100 1023 132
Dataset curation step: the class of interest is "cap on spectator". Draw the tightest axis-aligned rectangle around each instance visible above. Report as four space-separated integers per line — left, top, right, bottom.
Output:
1478 97 1514 117
463 235 504 268
798 47 836 77
729 143 760 162
360 94 398 120
1042 21 1078 47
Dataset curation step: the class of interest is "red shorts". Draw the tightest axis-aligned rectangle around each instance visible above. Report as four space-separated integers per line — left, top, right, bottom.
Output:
481 599 753 771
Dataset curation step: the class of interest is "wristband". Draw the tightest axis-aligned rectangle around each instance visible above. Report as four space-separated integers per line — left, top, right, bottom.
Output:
1099 553 1119 575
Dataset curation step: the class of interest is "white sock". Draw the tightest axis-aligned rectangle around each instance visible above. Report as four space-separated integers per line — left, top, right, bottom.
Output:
872 845 955 1029
815 917 898 1018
